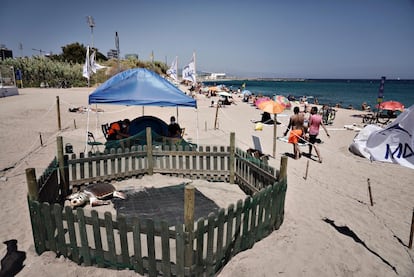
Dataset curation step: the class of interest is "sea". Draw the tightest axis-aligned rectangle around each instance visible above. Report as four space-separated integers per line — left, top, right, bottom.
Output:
202 79 414 111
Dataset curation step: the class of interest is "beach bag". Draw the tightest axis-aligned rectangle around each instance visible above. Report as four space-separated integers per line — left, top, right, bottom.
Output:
255 122 263 131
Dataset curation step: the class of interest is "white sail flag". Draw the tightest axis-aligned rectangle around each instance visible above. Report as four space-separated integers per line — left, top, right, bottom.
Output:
182 53 196 83
83 46 106 79
82 46 91 79
90 50 106 73
167 56 178 81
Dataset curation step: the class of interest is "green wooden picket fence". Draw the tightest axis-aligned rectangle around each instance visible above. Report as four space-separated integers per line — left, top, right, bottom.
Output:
26 131 287 276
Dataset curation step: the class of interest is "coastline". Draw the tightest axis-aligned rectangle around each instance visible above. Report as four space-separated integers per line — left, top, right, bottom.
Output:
0 87 413 277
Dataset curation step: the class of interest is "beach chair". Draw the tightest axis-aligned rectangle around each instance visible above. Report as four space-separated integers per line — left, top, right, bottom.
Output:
249 135 270 163
252 135 263 153
87 132 104 152
101 123 110 140
362 111 392 125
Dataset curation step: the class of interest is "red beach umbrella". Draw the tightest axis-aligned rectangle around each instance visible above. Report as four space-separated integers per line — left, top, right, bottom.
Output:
378 100 404 111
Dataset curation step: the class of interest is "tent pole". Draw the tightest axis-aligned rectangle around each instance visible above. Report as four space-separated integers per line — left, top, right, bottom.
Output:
86 106 91 152
196 108 199 151
176 106 179 122
95 104 99 135
273 114 277 157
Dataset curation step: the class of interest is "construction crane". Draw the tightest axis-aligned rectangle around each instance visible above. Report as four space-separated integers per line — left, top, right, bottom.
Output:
32 48 44 55
32 48 52 56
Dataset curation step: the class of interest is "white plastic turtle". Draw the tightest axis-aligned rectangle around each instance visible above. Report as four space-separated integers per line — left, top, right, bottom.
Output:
67 182 126 207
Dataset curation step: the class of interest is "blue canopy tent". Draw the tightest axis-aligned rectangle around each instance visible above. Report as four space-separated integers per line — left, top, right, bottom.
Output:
88 68 196 108
86 68 198 149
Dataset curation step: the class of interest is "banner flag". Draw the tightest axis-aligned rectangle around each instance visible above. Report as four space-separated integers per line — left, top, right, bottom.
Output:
182 53 196 83
82 46 90 79
377 76 386 104
167 56 178 81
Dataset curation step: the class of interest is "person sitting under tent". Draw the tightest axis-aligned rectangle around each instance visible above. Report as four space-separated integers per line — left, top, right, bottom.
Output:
168 116 182 138
107 119 130 140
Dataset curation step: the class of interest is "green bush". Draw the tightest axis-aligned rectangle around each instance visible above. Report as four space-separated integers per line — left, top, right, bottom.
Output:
0 56 168 88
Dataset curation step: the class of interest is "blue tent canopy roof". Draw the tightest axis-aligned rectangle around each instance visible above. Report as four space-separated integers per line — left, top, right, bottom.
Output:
88 68 197 108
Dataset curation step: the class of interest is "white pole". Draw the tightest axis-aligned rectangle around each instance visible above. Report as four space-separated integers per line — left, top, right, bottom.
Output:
193 51 197 84
86 106 91 152
196 107 199 151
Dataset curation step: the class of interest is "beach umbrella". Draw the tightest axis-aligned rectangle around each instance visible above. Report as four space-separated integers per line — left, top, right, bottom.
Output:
257 100 285 114
209 86 218 92
218 91 232 97
378 100 404 111
242 89 252 96
274 95 291 108
257 100 286 157
254 97 271 108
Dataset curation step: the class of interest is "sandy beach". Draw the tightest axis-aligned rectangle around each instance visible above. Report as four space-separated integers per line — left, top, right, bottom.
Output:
0 87 413 276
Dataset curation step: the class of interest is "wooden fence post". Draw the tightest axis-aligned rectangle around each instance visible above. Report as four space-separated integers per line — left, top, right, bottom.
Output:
278 155 288 182
146 127 153 175
229 132 235 184
57 136 68 196
56 96 61 131
184 184 195 269
26 168 38 201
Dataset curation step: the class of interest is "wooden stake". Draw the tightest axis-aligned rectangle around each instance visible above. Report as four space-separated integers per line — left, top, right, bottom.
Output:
205 121 207 132
57 136 69 197
146 127 153 175
214 101 219 129
273 114 277 157
229 132 235 184
409 208 414 249
184 184 195 267
73 119 77 129
303 160 309 180
278 155 288 182
39 132 43 147
56 96 61 131
367 178 374 206
26 168 38 201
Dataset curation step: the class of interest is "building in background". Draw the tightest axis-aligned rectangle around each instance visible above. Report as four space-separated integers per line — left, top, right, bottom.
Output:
125 53 139 60
0 45 13 60
107 49 118 59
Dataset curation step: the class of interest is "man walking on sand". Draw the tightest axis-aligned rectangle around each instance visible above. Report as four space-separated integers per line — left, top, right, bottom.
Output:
284 106 305 159
308 106 330 163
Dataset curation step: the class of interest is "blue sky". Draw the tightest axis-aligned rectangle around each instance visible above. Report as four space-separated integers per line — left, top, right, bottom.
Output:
1 0 413 79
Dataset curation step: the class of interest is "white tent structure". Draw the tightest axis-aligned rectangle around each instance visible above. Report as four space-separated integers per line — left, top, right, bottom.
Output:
349 104 414 169
366 104 414 169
